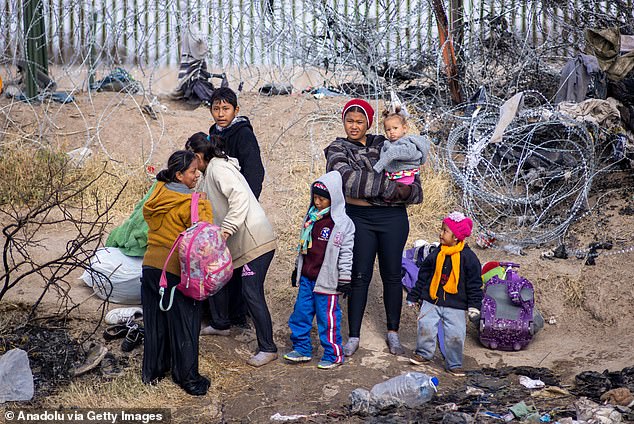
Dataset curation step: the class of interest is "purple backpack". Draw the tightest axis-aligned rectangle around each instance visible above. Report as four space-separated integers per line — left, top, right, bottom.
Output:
479 262 535 351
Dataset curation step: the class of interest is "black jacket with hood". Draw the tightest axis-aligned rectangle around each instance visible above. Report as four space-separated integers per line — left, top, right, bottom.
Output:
209 116 265 199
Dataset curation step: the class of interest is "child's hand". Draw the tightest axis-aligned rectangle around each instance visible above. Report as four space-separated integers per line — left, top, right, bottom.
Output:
407 300 418 308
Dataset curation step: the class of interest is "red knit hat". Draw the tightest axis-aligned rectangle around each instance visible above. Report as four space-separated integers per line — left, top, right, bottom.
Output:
342 98 374 127
443 211 474 241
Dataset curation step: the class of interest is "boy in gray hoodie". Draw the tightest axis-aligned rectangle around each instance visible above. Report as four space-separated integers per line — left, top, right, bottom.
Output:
284 171 355 369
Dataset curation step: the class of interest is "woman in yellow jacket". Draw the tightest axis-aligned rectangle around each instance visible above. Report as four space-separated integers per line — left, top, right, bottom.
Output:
142 150 213 396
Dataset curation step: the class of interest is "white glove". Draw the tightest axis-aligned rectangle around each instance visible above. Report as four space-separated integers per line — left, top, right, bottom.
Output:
468 307 481 321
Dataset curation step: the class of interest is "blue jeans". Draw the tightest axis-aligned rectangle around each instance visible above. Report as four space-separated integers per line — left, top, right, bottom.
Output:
415 300 466 370
288 276 344 364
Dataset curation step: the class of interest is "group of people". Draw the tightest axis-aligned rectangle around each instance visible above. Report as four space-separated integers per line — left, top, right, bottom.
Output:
139 89 484 396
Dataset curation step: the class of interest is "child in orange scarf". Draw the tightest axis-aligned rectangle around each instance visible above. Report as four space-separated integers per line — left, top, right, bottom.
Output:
406 211 483 376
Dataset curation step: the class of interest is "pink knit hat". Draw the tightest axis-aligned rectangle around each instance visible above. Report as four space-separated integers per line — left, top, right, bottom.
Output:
342 98 374 127
443 211 473 241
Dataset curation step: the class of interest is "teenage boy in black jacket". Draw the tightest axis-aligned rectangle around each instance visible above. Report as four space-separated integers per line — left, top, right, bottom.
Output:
208 87 265 199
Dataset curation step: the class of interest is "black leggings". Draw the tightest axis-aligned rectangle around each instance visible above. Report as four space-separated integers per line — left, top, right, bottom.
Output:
141 266 209 396
346 205 409 337
208 250 277 353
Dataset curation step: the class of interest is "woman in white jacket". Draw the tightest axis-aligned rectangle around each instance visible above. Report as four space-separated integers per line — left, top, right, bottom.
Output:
187 132 278 367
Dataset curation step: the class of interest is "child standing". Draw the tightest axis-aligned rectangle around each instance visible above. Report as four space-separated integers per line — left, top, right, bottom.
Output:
406 211 483 376
208 87 265 329
141 150 213 395
284 171 355 369
372 108 430 185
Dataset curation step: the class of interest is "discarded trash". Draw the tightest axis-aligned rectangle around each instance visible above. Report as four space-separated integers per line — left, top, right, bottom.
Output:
70 343 108 377
0 349 34 403
600 387 634 407
508 400 538 419
259 83 292 96
441 411 474 423
466 386 485 396
531 386 571 399
547 316 557 325
539 413 551 422
67 147 93 167
270 412 325 421
502 244 525 256
350 372 438 415
519 375 546 389
575 397 622 423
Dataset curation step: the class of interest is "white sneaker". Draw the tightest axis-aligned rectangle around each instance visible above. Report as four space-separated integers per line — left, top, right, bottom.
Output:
105 307 143 325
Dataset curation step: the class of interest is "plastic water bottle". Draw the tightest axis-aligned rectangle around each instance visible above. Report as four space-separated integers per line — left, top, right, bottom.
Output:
369 372 439 408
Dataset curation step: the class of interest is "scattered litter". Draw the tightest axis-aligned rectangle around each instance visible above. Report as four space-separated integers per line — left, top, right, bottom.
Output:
350 372 438 415
67 147 93 167
270 412 325 421
435 403 459 412
600 387 634 407
441 411 474 423
259 83 292 96
539 413 551 422
519 376 546 389
0 349 34 403
548 316 557 325
508 400 539 419
575 397 623 423
531 386 571 399
466 386 485 396
90 67 140 94
142 104 158 120
502 244 525 256
70 343 107 377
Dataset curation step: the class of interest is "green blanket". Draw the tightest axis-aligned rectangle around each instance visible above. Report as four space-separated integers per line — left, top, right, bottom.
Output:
105 182 156 257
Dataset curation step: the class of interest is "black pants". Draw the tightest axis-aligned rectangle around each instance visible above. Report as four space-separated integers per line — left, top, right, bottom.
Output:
208 250 277 353
141 267 209 396
209 268 247 329
345 205 409 337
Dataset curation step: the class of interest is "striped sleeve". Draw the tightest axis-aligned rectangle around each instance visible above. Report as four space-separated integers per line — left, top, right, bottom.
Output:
324 140 391 199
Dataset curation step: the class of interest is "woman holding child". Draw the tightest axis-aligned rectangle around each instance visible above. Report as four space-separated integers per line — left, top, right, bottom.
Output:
324 99 423 356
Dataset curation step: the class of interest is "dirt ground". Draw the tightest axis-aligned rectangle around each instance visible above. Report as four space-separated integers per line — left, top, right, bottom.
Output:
1 90 633 423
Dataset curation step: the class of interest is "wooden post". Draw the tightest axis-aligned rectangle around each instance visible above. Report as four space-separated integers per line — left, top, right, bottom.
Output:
431 0 463 104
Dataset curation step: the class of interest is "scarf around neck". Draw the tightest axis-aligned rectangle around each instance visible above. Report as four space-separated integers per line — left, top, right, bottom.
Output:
298 206 330 254
429 241 464 301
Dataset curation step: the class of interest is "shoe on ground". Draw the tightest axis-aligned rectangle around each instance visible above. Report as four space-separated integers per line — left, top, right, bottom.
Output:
447 367 466 377
283 350 312 363
105 307 143 325
200 325 230 336
410 353 431 366
103 324 129 341
343 337 360 357
247 351 278 367
71 343 108 377
317 360 341 370
121 326 144 352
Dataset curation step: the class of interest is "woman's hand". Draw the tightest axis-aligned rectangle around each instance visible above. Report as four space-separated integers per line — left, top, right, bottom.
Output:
199 192 207 200
221 231 231 241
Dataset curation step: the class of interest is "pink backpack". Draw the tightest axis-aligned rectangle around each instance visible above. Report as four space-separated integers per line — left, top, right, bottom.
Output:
159 193 233 310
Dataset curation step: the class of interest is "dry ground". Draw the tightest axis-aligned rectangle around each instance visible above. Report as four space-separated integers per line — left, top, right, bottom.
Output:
1 90 633 423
